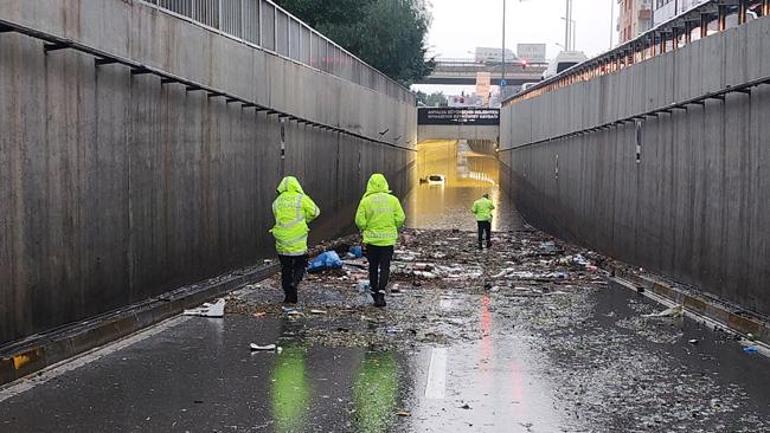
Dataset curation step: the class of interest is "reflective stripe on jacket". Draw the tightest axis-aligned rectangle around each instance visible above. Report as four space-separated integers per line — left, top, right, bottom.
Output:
471 197 495 222
355 174 405 247
271 176 320 256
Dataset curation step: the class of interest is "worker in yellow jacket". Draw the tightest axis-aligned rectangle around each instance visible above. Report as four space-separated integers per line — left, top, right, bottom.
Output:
271 176 320 304
355 174 406 307
471 193 495 250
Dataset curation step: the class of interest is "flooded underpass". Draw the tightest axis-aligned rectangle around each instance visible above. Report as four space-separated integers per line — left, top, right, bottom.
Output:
2 140 770 432
406 139 519 232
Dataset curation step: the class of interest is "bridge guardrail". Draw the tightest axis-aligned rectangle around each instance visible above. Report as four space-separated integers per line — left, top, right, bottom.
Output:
142 0 413 103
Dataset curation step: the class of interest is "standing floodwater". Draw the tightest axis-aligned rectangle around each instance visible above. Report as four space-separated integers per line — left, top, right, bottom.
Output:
405 139 521 231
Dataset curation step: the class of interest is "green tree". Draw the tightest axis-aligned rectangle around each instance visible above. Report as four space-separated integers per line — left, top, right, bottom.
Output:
275 0 434 85
417 91 448 107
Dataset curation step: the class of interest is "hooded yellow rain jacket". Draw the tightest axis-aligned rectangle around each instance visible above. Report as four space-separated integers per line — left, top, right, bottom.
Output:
271 176 320 256
355 174 405 247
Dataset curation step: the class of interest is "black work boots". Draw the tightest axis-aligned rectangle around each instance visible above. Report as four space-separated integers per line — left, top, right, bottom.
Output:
373 290 387 308
283 287 298 305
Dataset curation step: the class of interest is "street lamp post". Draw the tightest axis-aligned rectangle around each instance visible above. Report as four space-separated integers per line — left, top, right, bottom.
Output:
564 0 573 50
609 0 615 48
501 0 507 97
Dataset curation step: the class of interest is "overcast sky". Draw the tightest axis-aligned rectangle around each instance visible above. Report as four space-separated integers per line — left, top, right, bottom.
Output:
414 0 616 94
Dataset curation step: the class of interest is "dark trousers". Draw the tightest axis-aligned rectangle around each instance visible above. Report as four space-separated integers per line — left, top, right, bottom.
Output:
477 221 492 247
366 245 394 293
278 255 307 303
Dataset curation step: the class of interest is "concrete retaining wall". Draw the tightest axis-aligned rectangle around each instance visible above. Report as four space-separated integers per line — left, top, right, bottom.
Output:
0 0 416 344
500 16 770 316
0 0 417 144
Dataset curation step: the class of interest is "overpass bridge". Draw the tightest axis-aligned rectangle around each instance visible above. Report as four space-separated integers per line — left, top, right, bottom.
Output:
417 58 546 85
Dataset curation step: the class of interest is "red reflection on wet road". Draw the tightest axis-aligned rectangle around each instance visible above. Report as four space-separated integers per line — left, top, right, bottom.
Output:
479 294 493 373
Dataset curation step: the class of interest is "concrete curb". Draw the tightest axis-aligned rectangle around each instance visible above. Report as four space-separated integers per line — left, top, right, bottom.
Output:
610 272 770 347
0 263 278 387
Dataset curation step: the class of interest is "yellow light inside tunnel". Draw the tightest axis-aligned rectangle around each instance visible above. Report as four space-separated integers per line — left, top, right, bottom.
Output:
407 139 505 231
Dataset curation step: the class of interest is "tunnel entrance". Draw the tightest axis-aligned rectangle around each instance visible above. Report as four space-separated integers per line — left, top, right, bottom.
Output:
405 139 520 232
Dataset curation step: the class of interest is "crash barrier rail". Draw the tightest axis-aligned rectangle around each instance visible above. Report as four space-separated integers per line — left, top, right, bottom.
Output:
500 70 770 151
141 0 412 103
507 0 769 104
0 16 414 151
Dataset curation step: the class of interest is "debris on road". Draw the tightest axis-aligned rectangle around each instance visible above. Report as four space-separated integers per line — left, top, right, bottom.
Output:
308 251 343 273
642 305 684 318
219 227 770 433
183 299 226 318
249 343 277 351
225 228 614 349
345 245 364 259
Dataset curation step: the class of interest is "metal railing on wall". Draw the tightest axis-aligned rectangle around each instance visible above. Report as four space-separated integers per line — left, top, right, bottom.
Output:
142 0 412 102
506 0 770 105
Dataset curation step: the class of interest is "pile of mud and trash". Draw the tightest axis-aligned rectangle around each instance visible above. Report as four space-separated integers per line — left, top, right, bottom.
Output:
216 227 610 350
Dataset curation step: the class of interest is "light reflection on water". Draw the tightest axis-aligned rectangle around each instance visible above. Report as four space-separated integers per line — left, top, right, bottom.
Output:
405 140 521 231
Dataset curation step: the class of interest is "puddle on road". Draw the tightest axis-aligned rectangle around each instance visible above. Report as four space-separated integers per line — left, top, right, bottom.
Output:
399 294 570 433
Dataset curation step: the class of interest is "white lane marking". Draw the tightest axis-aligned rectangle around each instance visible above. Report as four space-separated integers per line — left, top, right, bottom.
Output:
425 347 448 400
0 316 191 403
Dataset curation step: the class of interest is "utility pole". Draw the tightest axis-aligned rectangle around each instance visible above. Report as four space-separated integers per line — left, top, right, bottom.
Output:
501 0 507 97
565 0 574 51
609 0 615 48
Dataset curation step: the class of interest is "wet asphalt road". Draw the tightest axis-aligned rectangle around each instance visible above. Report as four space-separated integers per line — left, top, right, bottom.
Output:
2 141 770 432
2 278 769 433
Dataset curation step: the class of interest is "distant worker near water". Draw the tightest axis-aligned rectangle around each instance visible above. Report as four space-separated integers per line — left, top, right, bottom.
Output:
472 193 495 250
355 173 406 308
270 176 320 305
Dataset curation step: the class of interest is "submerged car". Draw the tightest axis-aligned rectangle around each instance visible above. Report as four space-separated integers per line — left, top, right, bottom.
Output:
427 174 446 185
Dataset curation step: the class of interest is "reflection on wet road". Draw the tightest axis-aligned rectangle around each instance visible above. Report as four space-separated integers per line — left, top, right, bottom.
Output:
406 140 521 231
0 316 409 433
406 294 566 432
2 163 770 432
4 282 767 432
